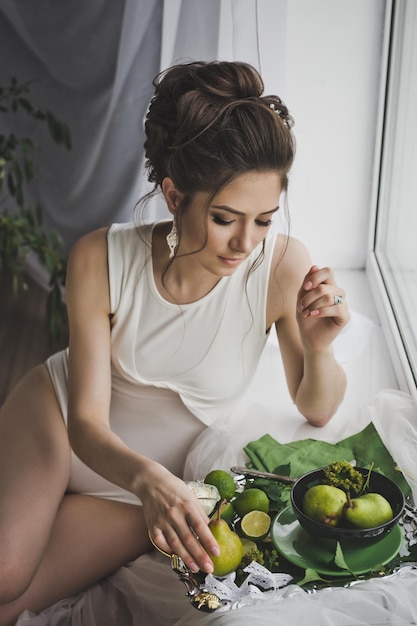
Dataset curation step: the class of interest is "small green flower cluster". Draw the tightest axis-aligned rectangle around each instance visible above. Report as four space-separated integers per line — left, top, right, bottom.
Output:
240 547 265 569
323 461 364 496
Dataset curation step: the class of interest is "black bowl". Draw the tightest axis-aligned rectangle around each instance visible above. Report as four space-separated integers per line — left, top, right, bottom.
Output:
291 467 405 542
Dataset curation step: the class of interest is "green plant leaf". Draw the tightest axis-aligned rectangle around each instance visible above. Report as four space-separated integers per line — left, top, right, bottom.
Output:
333 542 356 576
11 160 24 206
7 171 16 196
1 77 71 344
297 567 329 586
46 112 63 144
23 157 34 181
18 97 33 113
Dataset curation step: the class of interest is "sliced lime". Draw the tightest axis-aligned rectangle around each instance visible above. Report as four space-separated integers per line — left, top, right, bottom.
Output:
240 510 271 540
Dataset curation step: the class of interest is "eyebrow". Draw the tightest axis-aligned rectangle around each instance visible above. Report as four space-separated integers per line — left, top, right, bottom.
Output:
211 204 280 216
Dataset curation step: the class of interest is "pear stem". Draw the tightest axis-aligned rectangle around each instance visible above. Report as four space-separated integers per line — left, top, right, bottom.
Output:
362 462 374 494
214 499 227 521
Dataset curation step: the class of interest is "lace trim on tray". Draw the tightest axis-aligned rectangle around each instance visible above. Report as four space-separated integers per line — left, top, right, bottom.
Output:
204 562 292 605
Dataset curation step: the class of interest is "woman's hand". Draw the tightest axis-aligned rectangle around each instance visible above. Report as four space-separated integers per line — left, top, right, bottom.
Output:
296 265 350 352
137 462 220 574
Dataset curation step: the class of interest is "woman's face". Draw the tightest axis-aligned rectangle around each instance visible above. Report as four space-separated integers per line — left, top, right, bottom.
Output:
177 170 282 277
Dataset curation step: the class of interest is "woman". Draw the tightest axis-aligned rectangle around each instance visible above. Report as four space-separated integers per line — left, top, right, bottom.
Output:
0 61 349 623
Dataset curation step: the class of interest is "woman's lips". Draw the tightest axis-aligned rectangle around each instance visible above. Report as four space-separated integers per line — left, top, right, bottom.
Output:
218 256 244 266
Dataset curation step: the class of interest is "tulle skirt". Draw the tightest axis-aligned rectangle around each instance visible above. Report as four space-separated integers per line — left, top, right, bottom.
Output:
15 554 417 626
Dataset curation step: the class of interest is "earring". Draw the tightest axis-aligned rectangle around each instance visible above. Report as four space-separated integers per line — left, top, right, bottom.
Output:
166 221 178 259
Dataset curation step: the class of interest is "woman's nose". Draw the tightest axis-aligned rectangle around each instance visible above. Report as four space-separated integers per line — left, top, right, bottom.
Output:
230 227 253 253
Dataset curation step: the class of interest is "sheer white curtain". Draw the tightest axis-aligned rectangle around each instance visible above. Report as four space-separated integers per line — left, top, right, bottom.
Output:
160 0 286 81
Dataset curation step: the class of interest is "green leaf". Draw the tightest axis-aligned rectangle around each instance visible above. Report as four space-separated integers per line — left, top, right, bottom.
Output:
333 542 356 576
20 137 36 155
35 204 43 225
18 97 33 113
33 110 46 121
23 157 34 181
46 112 63 144
297 568 329 586
0 77 70 345
12 161 24 206
62 123 72 150
7 171 16 196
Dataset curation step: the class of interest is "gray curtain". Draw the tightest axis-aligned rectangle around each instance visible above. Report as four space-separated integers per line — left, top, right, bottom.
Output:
0 0 163 253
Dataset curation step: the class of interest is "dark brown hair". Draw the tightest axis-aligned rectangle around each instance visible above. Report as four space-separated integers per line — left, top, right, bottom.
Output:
143 60 295 202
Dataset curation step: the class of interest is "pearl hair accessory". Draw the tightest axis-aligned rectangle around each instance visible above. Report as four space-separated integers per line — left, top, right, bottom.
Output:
269 102 294 128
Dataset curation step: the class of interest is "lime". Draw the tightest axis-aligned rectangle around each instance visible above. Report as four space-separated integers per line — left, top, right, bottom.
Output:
214 500 235 524
240 537 258 556
204 469 236 500
233 488 269 518
240 510 271 540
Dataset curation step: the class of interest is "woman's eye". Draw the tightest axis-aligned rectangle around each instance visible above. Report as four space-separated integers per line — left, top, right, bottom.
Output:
213 215 233 226
212 215 272 227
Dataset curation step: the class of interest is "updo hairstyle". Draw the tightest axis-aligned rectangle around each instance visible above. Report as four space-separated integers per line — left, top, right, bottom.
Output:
144 61 295 205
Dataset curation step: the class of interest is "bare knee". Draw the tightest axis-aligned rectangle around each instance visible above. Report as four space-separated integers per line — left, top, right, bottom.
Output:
0 555 34 604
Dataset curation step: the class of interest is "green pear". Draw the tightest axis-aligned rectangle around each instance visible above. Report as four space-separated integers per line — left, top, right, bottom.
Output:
302 484 347 526
209 516 243 577
343 492 393 528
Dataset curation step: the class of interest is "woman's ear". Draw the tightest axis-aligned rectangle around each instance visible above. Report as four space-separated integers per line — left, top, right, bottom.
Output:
162 178 184 215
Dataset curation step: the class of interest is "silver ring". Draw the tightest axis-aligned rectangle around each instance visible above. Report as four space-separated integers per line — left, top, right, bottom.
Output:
334 294 343 305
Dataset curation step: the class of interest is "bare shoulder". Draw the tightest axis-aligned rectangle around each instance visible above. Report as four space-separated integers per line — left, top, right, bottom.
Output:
273 234 311 275
267 234 312 325
66 227 110 314
68 227 109 268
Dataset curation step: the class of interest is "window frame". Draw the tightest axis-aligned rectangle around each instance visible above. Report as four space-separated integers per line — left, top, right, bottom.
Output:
367 0 417 399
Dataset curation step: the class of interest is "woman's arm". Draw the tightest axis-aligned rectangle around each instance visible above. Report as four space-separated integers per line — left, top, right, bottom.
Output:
268 236 349 426
65 229 219 573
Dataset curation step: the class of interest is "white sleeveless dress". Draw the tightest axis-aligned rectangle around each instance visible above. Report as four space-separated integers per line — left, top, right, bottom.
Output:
46 222 276 505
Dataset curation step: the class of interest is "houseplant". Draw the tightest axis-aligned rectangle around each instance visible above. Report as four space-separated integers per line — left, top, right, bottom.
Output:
0 77 71 343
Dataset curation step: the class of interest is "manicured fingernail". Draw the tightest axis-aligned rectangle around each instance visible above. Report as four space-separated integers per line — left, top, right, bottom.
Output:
189 562 199 573
310 309 320 316
211 546 220 557
297 304 304 313
304 280 313 290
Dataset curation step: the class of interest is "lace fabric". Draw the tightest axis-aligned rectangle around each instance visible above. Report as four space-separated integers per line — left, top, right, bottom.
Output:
203 563 292 605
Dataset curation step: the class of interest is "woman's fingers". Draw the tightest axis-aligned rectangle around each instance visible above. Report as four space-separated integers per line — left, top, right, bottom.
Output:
151 513 219 574
298 289 347 317
297 265 346 318
139 466 220 574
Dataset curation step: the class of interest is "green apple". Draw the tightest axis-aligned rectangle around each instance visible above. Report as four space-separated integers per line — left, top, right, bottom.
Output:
302 484 347 526
343 492 393 528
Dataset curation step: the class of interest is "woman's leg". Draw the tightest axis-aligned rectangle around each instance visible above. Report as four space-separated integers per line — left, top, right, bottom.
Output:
0 365 151 625
0 494 150 625
0 364 71 602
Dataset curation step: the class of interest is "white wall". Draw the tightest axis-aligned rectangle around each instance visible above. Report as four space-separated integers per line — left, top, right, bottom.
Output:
284 0 387 269
162 0 387 270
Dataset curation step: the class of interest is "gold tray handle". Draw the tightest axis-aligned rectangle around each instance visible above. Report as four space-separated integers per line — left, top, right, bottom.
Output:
148 531 223 612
